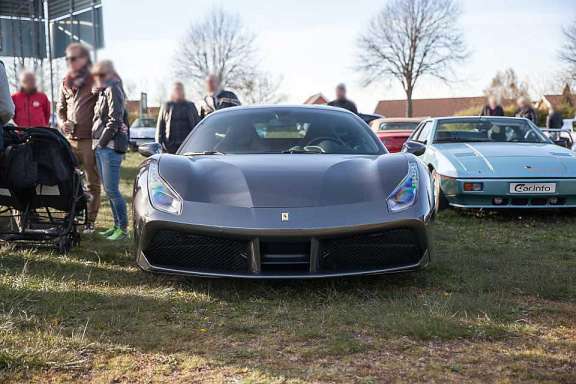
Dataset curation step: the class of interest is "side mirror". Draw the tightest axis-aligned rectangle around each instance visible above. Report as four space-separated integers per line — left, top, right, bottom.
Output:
402 141 427 156
138 142 162 157
552 138 571 149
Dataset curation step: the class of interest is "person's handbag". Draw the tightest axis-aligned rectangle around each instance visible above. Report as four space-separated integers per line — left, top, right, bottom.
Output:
113 109 130 154
113 120 129 154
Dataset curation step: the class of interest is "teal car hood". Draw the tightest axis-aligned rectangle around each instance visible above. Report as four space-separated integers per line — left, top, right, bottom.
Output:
435 143 576 178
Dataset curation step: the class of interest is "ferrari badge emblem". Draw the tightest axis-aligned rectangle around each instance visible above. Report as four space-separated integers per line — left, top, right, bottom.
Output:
281 212 289 222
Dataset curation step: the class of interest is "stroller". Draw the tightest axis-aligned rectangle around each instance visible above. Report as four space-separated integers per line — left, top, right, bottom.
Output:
0 127 87 253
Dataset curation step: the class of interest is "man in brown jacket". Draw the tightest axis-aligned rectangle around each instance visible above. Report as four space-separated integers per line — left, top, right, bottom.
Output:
57 43 100 233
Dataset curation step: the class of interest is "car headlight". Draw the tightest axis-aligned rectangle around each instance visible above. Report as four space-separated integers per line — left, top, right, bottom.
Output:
148 161 183 215
387 162 419 212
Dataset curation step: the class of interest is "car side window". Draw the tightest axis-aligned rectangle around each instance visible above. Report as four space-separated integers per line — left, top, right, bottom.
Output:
410 123 425 141
415 121 433 143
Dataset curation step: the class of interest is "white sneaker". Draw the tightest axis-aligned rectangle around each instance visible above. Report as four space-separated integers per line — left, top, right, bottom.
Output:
83 223 95 234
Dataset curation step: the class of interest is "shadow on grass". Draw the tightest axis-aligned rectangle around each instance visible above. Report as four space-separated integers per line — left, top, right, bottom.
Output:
1 275 574 383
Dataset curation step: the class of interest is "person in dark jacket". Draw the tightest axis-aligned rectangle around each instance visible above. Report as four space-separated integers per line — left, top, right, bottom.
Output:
328 83 358 114
0 60 15 125
480 95 504 117
514 97 538 124
200 74 241 118
546 104 564 129
156 82 200 154
91 60 128 241
57 43 100 233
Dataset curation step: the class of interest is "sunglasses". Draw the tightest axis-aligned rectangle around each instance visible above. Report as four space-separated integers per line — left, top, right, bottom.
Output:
65 56 79 62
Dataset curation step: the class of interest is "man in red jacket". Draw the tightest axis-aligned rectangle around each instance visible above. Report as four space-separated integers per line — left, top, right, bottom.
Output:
11 71 51 128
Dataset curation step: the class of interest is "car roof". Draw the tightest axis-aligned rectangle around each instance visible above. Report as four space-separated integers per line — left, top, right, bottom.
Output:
427 116 530 123
372 117 424 124
207 104 360 117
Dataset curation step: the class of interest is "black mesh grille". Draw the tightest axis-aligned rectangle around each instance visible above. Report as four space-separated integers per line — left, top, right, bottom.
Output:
145 230 250 273
320 229 422 272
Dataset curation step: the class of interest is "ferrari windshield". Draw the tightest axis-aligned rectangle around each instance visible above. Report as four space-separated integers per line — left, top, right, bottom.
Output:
433 119 550 144
180 108 382 155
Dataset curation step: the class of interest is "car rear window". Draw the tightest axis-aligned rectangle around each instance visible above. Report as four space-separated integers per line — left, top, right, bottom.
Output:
379 122 418 131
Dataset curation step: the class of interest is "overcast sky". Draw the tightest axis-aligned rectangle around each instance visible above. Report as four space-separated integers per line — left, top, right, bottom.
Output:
99 0 575 111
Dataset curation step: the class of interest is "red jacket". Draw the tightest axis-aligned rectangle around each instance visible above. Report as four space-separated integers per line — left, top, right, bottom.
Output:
11 90 51 128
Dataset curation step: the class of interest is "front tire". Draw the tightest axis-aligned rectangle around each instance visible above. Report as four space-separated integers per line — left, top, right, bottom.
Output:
432 170 449 215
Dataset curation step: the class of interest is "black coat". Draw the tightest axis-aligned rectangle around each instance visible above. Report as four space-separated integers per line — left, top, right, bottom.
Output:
328 98 358 114
92 79 129 153
546 112 564 129
515 107 538 124
480 105 504 117
156 101 200 153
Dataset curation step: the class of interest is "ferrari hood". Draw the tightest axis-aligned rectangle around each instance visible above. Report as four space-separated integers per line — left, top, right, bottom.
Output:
437 143 576 178
158 154 410 208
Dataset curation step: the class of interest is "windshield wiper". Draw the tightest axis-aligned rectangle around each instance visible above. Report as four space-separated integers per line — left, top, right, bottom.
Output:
183 151 226 156
282 146 325 154
435 138 492 143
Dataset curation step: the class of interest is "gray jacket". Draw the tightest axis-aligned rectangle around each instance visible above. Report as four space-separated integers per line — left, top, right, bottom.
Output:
0 61 15 125
200 89 241 118
92 79 128 152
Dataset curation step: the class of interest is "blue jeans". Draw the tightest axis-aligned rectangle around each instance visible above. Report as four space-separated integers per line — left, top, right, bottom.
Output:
95 147 128 230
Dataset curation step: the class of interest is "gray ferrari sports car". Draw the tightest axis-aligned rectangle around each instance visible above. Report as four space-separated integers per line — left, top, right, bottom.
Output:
133 105 433 278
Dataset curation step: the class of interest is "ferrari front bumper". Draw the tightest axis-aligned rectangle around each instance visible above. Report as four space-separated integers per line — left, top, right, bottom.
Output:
135 212 431 279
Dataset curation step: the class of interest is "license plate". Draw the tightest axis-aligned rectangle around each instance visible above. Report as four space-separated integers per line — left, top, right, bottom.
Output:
509 183 556 194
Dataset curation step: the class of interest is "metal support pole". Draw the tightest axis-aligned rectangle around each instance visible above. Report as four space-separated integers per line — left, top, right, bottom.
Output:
91 0 97 61
44 0 55 119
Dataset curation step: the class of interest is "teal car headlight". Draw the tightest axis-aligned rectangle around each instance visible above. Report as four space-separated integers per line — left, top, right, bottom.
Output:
387 162 419 212
148 161 183 215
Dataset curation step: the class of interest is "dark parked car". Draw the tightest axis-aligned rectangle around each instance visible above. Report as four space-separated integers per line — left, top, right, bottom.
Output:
133 105 433 279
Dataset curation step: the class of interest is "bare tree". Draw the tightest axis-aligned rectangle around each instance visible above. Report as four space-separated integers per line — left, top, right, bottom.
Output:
560 19 576 81
174 8 257 92
239 72 286 105
356 0 467 117
484 68 530 101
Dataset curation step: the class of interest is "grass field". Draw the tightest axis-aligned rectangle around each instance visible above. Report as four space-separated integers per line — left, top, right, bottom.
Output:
0 153 575 383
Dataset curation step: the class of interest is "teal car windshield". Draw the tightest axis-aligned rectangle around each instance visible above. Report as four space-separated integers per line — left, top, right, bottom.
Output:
433 119 550 144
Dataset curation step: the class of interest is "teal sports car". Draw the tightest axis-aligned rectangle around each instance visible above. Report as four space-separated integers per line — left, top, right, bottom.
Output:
402 116 576 211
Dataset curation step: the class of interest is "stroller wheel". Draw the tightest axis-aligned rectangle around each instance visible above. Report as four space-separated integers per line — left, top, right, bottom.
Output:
72 232 81 246
56 235 72 254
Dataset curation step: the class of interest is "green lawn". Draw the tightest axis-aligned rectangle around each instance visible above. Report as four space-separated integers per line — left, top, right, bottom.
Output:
0 153 575 383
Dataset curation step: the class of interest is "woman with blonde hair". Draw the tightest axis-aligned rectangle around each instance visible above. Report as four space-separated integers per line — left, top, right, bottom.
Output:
91 60 129 240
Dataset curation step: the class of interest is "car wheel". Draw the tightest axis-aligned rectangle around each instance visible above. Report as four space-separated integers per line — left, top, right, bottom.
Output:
432 170 449 214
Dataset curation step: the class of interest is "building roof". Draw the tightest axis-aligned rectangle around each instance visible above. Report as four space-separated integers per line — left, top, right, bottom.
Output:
304 93 329 105
541 94 576 108
374 96 489 118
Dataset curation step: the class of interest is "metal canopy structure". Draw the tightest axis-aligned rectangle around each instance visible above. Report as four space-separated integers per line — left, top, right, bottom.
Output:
0 0 46 58
0 0 44 18
0 0 104 112
0 0 103 59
